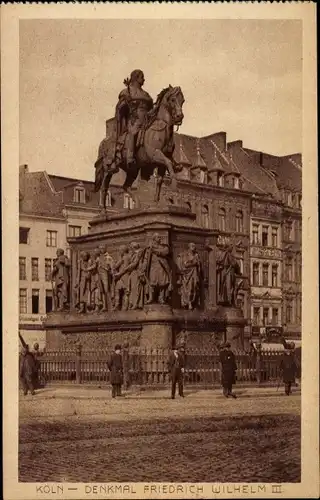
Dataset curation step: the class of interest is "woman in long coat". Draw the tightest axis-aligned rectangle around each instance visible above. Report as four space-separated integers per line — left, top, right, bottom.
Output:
107 345 124 398
20 346 37 395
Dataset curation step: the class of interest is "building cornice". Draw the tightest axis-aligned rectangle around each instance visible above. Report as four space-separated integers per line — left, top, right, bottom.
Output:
19 212 66 222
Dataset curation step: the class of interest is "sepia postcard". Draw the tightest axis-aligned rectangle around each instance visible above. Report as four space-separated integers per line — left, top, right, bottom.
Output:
2 2 319 499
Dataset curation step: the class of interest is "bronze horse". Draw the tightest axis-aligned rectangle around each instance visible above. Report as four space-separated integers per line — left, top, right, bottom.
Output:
94 85 185 209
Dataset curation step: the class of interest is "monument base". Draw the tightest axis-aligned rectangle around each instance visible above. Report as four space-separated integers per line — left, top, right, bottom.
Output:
44 308 226 350
216 306 247 350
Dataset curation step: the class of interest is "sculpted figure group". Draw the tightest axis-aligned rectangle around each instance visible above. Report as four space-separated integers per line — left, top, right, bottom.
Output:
51 241 243 314
74 234 173 313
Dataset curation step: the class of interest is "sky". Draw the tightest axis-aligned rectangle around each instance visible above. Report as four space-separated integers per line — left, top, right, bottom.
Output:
20 19 302 181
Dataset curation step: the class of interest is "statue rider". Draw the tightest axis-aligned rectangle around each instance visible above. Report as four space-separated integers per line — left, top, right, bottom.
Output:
115 69 153 168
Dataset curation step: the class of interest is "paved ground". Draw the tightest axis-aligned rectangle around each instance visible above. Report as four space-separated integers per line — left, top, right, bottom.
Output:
19 385 301 483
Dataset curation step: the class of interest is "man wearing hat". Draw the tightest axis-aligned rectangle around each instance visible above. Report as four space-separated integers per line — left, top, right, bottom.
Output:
219 342 237 398
168 343 186 399
279 342 298 396
107 345 124 398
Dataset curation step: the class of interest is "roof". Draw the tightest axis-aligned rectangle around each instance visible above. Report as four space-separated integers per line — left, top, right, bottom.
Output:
19 171 65 218
244 150 302 192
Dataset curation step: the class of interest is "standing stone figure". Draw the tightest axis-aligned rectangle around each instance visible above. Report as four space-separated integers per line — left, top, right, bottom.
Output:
113 245 131 311
97 245 114 312
89 249 103 312
75 251 93 313
115 69 154 168
179 243 203 310
216 245 241 307
142 233 172 305
127 242 145 310
51 249 70 311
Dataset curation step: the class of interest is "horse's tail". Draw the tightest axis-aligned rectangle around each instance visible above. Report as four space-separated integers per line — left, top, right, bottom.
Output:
94 157 104 192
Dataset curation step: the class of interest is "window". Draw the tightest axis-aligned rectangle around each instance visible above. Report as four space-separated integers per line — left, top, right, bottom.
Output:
262 226 269 247
272 265 278 287
239 256 244 275
185 201 192 211
45 290 53 313
45 259 52 281
296 258 301 282
253 307 260 326
286 302 293 324
218 208 226 232
287 192 293 207
106 190 112 207
46 230 57 247
32 289 40 314
31 258 39 281
68 225 82 238
235 210 243 233
237 295 244 310
286 258 293 282
19 257 26 280
286 221 293 241
234 177 240 189
262 264 269 286
124 193 135 209
263 308 269 326
271 227 278 247
19 227 30 244
74 187 85 204
252 224 259 245
217 172 224 187
272 308 279 325
298 194 302 208
19 289 27 314
252 263 259 286
168 197 174 205
202 205 209 229
199 170 207 184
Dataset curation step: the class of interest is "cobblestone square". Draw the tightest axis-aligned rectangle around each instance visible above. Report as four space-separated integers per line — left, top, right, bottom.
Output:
19 386 301 483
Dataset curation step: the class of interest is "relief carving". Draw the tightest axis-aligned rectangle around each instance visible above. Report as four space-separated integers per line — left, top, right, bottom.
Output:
113 245 131 311
177 243 203 310
142 233 172 305
75 251 94 313
216 244 242 307
51 249 71 311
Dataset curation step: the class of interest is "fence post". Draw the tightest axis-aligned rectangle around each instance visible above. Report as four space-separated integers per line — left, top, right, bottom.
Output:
75 344 82 384
256 345 262 385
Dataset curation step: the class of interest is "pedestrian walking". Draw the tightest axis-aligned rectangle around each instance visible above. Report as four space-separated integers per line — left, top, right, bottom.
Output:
107 344 124 398
279 342 298 396
19 345 37 396
168 344 185 399
32 342 41 389
122 342 130 390
219 342 237 398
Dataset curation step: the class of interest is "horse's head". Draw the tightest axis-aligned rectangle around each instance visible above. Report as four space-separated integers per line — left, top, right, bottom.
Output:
162 85 185 126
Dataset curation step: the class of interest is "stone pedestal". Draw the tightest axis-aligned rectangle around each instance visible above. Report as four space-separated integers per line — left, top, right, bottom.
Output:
216 306 246 350
141 304 173 347
43 201 237 350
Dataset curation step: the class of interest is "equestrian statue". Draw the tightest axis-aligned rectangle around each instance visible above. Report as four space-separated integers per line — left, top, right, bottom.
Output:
94 69 185 209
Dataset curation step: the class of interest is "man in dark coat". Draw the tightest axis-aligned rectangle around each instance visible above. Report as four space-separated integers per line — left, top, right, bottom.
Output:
279 343 298 395
168 345 185 399
20 345 37 395
32 342 41 389
219 342 237 398
107 345 124 398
